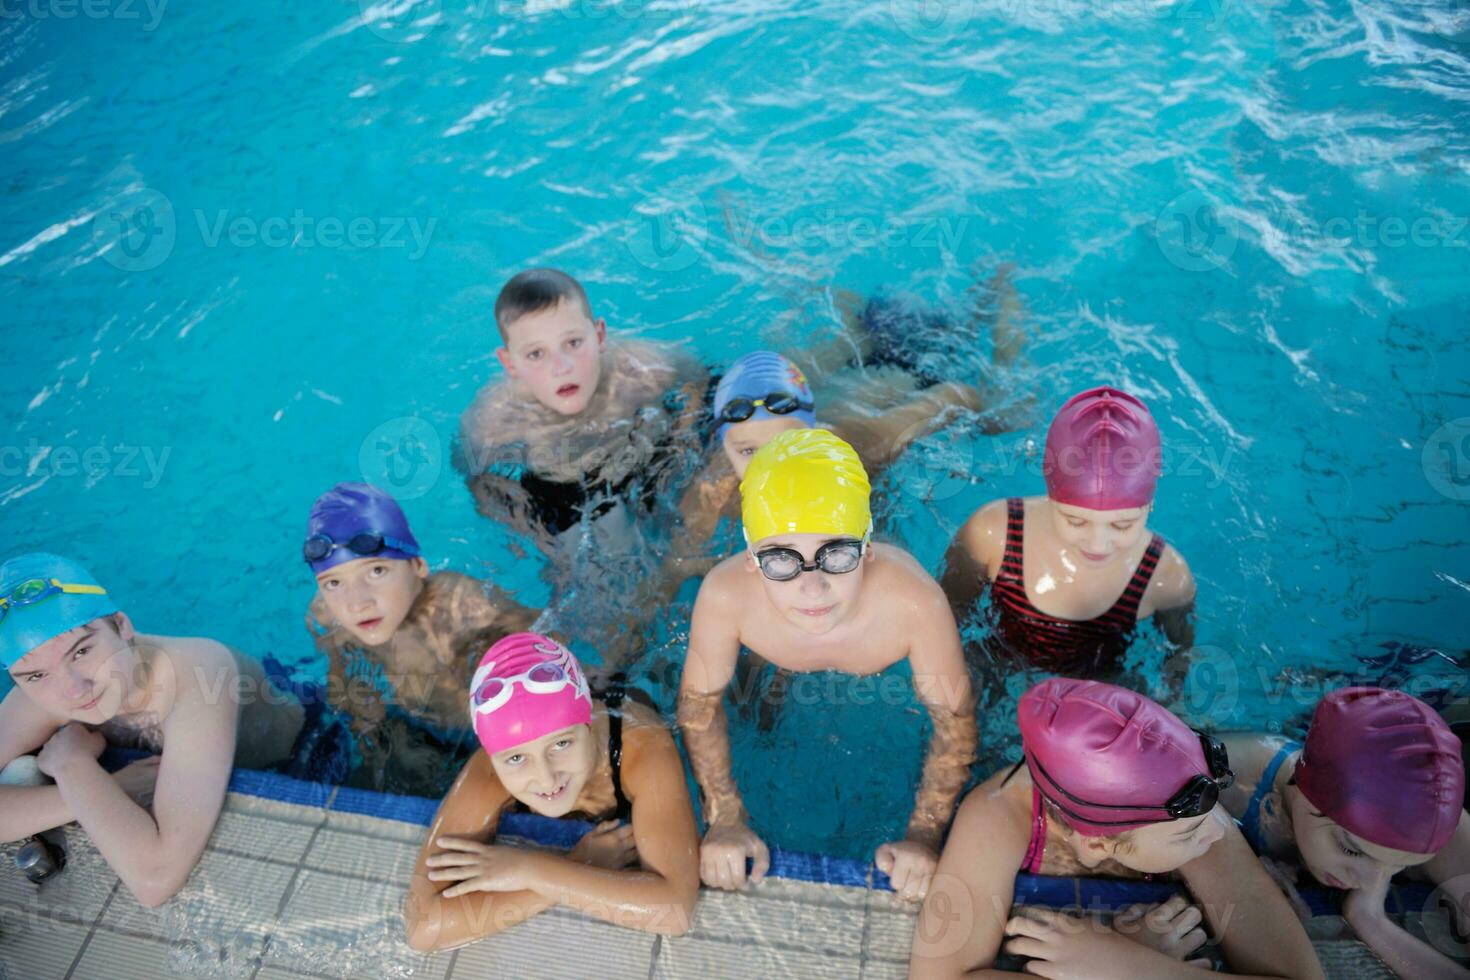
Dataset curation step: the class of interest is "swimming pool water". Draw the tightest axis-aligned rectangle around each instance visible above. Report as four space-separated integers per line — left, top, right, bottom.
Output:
4 0 1468 858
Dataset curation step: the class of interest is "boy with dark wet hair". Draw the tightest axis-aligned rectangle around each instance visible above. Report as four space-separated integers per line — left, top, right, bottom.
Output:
456 267 708 550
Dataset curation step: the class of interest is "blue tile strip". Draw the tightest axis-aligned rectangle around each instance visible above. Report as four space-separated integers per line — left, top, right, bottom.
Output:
212 764 1382 912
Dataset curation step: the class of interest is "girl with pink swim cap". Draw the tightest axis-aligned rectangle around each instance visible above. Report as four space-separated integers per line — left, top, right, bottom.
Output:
910 678 1325 980
404 633 699 950
942 385 1198 676
1221 687 1469 979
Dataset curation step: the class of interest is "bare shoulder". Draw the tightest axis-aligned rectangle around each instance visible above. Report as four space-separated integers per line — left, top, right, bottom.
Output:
150 635 240 705
948 771 1032 862
955 497 1011 572
695 554 755 610
1148 541 1196 607
871 544 947 606
458 377 516 451
619 700 678 764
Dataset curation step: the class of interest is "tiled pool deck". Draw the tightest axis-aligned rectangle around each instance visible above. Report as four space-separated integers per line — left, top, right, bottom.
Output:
0 778 1440 980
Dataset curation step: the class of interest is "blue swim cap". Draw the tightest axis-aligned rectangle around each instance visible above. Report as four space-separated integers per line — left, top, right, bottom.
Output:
0 553 118 670
304 483 421 575
714 351 816 441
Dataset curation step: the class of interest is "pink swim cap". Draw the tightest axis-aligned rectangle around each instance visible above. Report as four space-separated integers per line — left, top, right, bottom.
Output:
470 633 593 756
1043 386 1161 511
1296 687 1464 855
1020 678 1213 837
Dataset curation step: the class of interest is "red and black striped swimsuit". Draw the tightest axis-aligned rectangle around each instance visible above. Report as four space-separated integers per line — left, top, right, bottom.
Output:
989 498 1165 676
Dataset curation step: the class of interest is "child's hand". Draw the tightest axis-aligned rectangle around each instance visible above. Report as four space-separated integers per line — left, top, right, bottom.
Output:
700 821 770 891
1112 894 1211 962
1342 871 1393 930
37 724 106 778
1004 908 1174 980
427 837 537 896
111 756 161 807
570 819 638 870
875 839 938 903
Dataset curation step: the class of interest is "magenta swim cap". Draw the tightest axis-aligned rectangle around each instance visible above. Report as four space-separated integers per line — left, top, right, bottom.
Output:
1020 678 1211 837
1043 386 1161 511
470 633 593 756
1296 687 1464 855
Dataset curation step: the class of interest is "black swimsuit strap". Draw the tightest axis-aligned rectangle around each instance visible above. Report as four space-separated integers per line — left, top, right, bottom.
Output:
604 674 632 822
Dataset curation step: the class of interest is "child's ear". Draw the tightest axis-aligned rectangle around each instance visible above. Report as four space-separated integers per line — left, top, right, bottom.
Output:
495 347 517 378
593 317 607 350
410 557 429 580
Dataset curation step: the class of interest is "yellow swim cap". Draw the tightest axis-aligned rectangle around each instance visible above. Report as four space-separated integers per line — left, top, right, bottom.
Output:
740 428 872 544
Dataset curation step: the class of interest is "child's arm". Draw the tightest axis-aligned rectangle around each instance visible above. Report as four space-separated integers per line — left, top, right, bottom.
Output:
908 785 1028 979
1148 547 1198 662
0 690 75 840
1343 875 1470 980
1425 812 1470 935
486 726 700 935
884 579 978 901
676 572 769 890
405 753 552 951
1180 817 1328 979
938 500 1006 626
42 643 237 907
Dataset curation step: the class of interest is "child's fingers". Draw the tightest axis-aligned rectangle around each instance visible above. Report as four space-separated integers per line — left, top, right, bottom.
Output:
1001 936 1052 961
434 836 484 852
427 866 479 882
1170 904 1204 938
748 843 770 884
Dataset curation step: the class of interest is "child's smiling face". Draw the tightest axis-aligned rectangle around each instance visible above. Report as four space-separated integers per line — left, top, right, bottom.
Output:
316 556 428 646
497 300 606 416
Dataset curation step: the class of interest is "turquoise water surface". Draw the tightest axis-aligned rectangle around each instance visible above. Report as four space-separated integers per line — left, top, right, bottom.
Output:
4 0 1469 858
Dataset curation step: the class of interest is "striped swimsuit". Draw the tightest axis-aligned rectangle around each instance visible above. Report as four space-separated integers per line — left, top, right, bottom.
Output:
990 498 1165 676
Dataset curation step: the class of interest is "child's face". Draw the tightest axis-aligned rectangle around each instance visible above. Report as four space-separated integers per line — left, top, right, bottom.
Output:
9 615 141 723
1047 501 1150 566
1073 806 1228 876
1287 790 1435 890
747 532 872 636
496 300 606 416
721 416 810 478
490 723 598 817
316 556 428 646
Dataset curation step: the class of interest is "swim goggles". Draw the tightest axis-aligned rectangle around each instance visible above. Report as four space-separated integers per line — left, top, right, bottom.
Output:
1032 730 1234 826
0 579 108 630
302 532 420 564
754 537 866 582
470 645 584 715
717 392 814 426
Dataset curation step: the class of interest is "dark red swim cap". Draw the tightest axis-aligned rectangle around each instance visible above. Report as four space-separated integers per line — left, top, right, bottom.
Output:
1042 386 1161 511
1296 687 1464 855
1020 678 1208 837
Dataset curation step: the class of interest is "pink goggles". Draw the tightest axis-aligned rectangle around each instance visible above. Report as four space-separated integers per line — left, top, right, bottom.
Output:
470 644 583 716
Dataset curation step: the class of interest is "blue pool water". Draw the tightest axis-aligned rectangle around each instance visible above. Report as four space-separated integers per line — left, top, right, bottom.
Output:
4 0 1469 859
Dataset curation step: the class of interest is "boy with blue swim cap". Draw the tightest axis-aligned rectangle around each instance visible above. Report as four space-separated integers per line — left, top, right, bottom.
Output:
304 483 539 795
664 347 1016 584
677 429 977 904
0 553 303 907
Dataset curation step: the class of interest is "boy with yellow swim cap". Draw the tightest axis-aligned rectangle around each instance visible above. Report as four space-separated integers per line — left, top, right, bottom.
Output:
677 429 978 903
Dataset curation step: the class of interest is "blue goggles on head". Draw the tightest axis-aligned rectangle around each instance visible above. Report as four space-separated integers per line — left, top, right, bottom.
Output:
0 579 109 630
301 532 420 565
